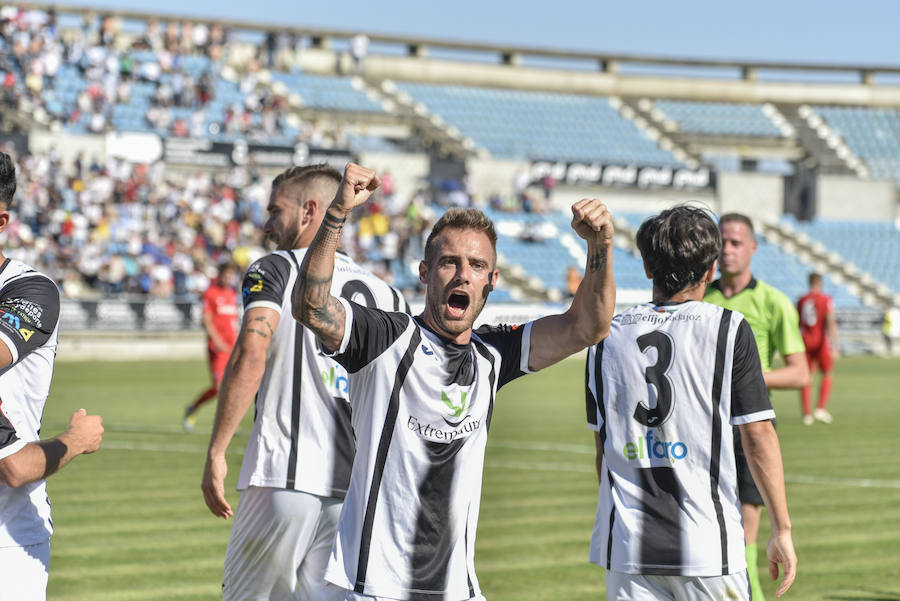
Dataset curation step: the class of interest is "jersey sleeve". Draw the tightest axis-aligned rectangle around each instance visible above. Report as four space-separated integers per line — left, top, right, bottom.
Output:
472 321 534 389
770 292 806 357
730 318 775 425
326 297 410 373
0 275 60 367
242 254 292 312
585 341 604 432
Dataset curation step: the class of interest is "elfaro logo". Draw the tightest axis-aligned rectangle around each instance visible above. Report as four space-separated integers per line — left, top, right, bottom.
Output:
622 430 688 461
321 367 349 395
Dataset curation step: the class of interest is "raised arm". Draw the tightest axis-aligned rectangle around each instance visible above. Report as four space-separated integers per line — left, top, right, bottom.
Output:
528 199 616 371
291 163 380 351
738 420 797 597
202 306 278 518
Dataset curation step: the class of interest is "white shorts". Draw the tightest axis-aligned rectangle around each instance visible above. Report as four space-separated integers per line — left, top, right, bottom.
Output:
0 540 50 601
606 570 751 601
222 487 344 601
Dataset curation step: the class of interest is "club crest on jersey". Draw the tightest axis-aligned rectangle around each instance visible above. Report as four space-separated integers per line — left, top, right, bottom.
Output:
440 387 473 426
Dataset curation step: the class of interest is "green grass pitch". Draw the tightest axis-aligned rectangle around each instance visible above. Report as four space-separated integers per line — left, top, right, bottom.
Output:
40 355 900 601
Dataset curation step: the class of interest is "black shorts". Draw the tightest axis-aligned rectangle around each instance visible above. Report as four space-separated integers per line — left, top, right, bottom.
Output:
732 421 775 507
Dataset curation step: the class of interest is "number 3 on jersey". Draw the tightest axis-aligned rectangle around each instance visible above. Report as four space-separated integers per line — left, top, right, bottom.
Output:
632 330 675 427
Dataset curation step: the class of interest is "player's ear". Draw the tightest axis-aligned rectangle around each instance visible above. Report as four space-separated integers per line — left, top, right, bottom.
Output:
705 260 717 282
303 198 319 224
642 260 653 280
418 260 428 285
0 210 9 235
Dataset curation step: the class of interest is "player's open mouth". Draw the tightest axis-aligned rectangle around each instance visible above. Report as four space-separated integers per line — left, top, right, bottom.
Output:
447 291 470 318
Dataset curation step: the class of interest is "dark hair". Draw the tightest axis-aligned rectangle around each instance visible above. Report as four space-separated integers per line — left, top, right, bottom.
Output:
719 212 754 234
424 208 497 266
636 206 721 298
271 163 341 199
809 272 822 286
0 152 16 210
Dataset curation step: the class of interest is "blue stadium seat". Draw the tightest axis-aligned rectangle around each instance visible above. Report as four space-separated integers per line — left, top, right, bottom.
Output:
654 101 784 137
395 82 679 165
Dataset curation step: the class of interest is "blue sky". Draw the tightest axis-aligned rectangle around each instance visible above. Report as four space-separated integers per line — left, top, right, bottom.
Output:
60 0 900 66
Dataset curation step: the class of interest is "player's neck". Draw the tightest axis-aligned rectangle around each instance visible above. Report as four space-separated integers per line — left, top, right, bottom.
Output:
719 270 753 298
653 282 706 305
420 310 472 345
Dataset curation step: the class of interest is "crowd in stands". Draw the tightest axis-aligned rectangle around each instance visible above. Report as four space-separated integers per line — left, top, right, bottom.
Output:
0 6 344 145
1 144 435 302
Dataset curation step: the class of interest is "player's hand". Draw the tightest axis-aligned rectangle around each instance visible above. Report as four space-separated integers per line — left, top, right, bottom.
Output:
333 162 380 213
571 198 614 246
201 453 233 519
213 340 230 353
66 409 104 455
767 529 797 597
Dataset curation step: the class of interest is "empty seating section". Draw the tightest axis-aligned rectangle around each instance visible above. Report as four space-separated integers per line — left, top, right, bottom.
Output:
783 216 900 295
396 82 679 165
482 208 649 294
654 101 783 137
619 213 864 308
752 239 864 308
270 72 383 113
815 106 900 185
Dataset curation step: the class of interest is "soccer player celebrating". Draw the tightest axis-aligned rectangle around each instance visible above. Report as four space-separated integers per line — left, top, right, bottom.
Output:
704 213 807 601
201 164 409 601
0 151 104 600
184 261 240 431
586 206 796 601
292 162 615 600
797 272 839 425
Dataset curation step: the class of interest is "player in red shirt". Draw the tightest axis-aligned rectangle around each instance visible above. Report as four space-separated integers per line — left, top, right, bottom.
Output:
797 272 839 425
184 262 240 431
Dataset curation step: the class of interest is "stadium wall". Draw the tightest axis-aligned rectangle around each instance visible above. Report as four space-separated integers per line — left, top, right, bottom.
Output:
816 176 897 220
467 158 529 200
357 151 430 202
30 130 107 165
718 173 784 221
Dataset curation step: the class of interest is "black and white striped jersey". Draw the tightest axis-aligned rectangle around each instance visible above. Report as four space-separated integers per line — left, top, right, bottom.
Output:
323 299 532 600
585 301 773 576
0 258 60 548
236 249 409 498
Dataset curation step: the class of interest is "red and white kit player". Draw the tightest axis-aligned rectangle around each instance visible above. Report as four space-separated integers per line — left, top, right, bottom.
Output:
797 272 839 425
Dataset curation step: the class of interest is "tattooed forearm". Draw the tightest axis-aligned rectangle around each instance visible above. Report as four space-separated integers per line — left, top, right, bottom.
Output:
292 202 352 350
246 328 269 338
587 252 607 272
322 211 346 233
251 316 274 336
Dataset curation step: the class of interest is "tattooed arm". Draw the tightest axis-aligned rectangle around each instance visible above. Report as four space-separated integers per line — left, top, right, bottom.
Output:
202 306 278 518
292 163 380 351
527 198 616 371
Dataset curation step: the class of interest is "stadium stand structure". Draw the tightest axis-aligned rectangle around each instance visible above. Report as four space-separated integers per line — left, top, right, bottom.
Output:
777 216 900 302
1 3 897 351
811 106 900 185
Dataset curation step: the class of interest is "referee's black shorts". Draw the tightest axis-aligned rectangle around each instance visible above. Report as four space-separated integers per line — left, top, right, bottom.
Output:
732 421 775 506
